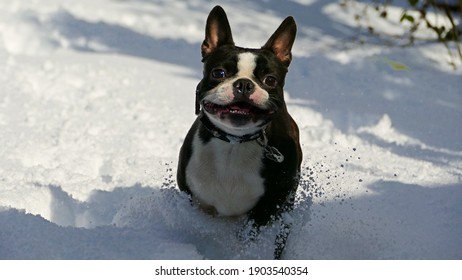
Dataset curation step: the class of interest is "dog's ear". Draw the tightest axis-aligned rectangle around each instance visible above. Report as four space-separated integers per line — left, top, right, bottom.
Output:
262 16 297 68
201 6 234 60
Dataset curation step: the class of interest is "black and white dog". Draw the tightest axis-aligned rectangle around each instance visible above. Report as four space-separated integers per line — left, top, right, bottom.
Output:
177 6 302 259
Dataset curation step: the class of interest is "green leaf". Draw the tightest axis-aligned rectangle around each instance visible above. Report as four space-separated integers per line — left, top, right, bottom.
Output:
400 13 415 23
383 58 410 71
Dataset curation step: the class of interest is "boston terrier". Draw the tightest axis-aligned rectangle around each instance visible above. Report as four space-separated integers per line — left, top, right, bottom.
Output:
177 6 302 259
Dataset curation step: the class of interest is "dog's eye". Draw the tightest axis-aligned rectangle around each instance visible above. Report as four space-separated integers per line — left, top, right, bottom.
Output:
263 75 278 88
211 68 226 79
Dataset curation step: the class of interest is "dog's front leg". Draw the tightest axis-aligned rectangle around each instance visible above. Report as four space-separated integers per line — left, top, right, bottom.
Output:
273 219 291 259
238 191 296 259
237 214 292 260
237 218 260 243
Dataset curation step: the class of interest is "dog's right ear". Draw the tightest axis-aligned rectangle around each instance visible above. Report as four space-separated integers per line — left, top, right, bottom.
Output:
201 6 234 60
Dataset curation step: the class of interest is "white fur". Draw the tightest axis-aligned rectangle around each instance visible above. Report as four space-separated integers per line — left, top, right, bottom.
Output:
185 131 265 216
236 52 270 106
237 52 257 78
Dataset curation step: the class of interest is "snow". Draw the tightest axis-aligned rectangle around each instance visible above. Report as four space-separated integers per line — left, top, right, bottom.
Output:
0 0 461 259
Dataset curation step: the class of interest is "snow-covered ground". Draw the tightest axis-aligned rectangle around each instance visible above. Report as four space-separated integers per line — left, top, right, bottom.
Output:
0 0 461 259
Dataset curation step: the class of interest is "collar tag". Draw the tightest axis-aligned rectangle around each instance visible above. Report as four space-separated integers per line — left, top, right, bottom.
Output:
257 131 285 163
264 145 285 163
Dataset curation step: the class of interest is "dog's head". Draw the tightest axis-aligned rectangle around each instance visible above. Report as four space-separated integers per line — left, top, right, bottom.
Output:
196 6 296 138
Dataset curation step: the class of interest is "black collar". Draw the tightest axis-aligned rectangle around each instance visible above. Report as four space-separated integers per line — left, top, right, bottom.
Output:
199 111 264 144
198 111 285 163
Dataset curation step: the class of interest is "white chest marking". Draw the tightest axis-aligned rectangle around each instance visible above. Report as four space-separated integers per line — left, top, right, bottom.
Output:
185 132 265 216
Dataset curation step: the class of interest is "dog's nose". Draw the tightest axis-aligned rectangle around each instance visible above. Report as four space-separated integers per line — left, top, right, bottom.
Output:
233 78 255 97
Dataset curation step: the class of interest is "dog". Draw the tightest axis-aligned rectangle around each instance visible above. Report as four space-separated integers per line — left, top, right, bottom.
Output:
177 5 302 259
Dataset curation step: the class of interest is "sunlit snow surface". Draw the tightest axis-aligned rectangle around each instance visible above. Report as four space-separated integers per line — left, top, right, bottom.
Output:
0 0 461 259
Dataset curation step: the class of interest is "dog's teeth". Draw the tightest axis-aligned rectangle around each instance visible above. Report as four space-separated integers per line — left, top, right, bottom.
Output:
230 109 250 115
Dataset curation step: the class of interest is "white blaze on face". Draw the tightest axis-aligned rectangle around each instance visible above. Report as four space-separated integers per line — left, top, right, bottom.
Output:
237 52 257 78
236 52 269 107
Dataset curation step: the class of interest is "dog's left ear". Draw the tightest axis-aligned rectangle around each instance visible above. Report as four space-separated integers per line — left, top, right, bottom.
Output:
262 16 297 68
201 6 235 60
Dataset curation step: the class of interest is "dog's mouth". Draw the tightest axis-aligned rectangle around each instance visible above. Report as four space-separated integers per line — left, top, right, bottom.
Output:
203 101 275 120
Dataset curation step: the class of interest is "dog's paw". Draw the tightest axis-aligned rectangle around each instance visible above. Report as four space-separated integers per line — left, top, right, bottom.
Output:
237 220 259 243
